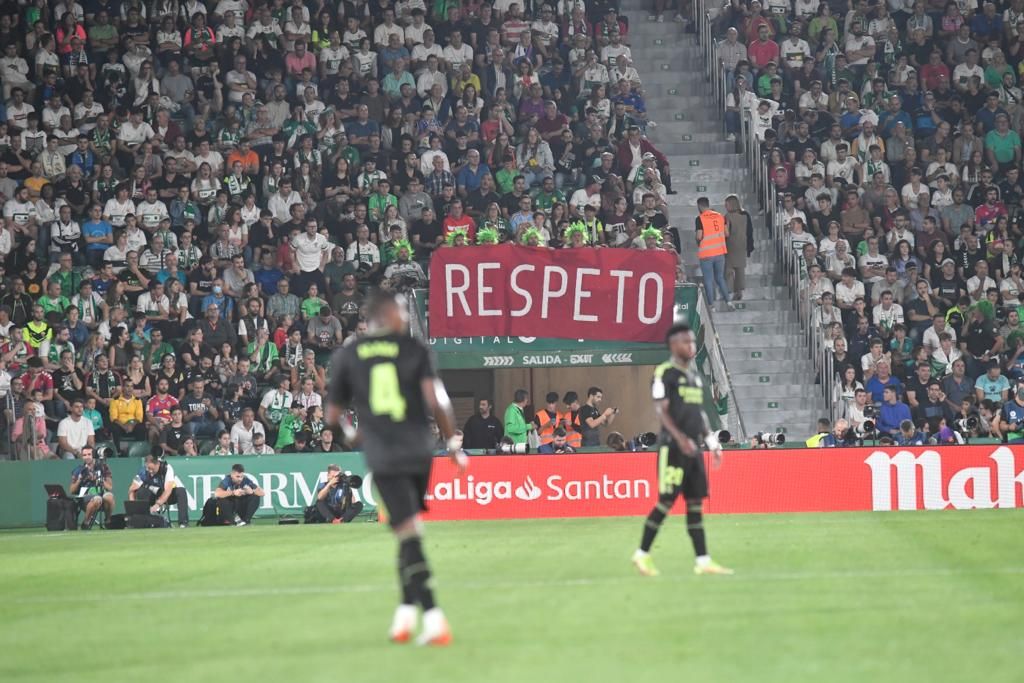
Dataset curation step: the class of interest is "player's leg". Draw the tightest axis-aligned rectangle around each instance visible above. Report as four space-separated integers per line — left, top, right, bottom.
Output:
376 472 451 646
683 457 733 575
632 445 683 576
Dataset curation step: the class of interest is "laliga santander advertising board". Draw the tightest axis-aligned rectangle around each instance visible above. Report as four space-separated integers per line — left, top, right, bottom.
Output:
419 446 1024 521
427 245 677 342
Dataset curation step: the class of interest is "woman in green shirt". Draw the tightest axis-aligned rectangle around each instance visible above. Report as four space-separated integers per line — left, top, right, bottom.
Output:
301 283 328 321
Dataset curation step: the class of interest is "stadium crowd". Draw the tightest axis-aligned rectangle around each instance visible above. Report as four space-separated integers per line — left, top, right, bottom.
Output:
712 0 1024 443
0 0 692 460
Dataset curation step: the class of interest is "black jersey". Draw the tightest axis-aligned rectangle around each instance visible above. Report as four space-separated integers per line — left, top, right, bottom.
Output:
651 360 708 447
328 333 436 474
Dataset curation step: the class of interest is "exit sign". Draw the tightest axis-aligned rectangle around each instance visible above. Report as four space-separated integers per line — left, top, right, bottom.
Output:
767 401 779 409
689 160 700 166
758 376 771 383
682 134 692 141
668 88 678 95
751 351 762 359
742 325 754 333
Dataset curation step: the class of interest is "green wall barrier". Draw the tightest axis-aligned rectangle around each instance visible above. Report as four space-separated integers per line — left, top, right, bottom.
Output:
0 453 373 529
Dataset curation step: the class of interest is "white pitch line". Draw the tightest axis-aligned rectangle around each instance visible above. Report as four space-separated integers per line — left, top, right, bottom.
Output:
8 567 1024 606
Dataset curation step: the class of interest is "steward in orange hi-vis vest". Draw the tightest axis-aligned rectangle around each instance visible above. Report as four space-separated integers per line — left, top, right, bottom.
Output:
697 209 728 260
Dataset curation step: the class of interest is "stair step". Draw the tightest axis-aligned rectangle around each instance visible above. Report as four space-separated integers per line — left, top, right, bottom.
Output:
715 321 802 336
726 384 815 399
740 410 819 434
723 346 811 362
725 359 814 374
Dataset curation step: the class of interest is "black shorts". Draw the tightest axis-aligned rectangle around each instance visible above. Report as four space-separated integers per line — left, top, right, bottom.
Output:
374 470 431 528
657 444 708 501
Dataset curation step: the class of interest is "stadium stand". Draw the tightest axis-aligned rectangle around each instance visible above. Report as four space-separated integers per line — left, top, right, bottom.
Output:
0 0 700 458
696 0 1024 444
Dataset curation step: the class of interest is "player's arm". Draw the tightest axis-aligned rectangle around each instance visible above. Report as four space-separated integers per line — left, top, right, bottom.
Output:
421 376 468 474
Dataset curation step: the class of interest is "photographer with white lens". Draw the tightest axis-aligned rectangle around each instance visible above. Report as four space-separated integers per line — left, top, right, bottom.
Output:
311 464 364 524
70 446 114 530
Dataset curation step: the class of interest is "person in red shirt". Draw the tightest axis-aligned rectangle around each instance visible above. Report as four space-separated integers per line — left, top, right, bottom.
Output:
919 50 951 91
747 24 780 71
442 199 477 242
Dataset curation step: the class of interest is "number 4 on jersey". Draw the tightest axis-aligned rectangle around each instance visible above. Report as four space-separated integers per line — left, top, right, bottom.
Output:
369 362 407 421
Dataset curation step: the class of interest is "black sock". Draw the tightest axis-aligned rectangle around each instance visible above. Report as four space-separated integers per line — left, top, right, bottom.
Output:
399 537 436 611
639 496 675 552
686 504 707 557
397 542 415 605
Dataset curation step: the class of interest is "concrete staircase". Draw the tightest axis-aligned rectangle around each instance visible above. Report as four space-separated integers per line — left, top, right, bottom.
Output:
622 4 819 436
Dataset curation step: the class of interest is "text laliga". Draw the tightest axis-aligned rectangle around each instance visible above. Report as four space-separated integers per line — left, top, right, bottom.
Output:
443 262 665 324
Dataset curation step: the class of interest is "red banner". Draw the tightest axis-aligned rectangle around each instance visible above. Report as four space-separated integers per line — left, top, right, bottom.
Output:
420 445 1024 521
426 245 677 342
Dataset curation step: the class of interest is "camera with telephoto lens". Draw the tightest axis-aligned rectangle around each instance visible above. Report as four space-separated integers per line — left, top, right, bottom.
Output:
497 437 529 454
862 405 877 418
626 432 657 451
333 472 363 489
96 445 114 461
752 431 785 447
861 419 876 434
955 415 979 433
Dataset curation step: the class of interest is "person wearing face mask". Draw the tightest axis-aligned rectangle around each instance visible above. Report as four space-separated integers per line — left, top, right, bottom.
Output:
200 279 234 320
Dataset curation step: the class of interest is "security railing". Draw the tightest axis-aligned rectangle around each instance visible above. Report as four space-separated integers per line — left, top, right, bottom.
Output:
693 0 836 424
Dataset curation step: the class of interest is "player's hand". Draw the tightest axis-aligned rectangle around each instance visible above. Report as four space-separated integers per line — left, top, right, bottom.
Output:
678 435 698 455
450 449 469 475
149 504 160 513
711 447 723 470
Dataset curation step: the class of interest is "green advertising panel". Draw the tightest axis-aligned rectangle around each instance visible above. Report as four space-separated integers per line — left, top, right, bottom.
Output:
0 452 374 529
415 284 699 369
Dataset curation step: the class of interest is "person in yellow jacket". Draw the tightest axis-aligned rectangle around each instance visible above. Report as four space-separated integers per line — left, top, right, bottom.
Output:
694 197 734 311
109 379 145 454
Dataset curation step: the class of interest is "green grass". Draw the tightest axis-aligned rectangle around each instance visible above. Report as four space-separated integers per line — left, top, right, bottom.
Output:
2 511 1023 683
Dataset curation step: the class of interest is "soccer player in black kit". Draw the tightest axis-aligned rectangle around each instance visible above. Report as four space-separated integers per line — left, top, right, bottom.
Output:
631 322 733 577
326 290 467 646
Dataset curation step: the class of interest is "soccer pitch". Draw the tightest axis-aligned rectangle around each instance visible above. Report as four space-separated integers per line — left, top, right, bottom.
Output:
2 512 1022 683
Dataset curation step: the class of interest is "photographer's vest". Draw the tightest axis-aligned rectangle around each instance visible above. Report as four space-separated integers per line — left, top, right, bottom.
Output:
534 408 558 445
697 210 728 260
556 410 583 449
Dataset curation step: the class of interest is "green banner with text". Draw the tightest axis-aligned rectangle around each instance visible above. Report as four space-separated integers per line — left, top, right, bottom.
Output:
0 453 375 529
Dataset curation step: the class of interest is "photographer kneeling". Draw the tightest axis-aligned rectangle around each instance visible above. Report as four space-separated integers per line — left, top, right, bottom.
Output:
70 446 114 529
205 464 266 526
309 464 364 524
128 455 190 528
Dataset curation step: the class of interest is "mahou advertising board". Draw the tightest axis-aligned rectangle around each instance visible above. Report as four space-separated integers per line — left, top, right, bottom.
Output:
420 446 1024 521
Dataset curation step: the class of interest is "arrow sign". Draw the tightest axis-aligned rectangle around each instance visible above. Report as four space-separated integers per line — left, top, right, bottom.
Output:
601 353 634 364
482 356 514 367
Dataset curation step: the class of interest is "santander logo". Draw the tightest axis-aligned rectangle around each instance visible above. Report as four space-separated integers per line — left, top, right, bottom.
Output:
515 476 542 501
865 446 1024 511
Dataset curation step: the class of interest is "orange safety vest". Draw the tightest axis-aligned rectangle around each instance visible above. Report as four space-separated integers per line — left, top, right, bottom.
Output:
697 210 728 260
556 409 582 449
534 408 559 445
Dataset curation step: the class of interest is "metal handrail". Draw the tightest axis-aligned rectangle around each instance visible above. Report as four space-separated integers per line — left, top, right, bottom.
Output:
693 0 835 425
